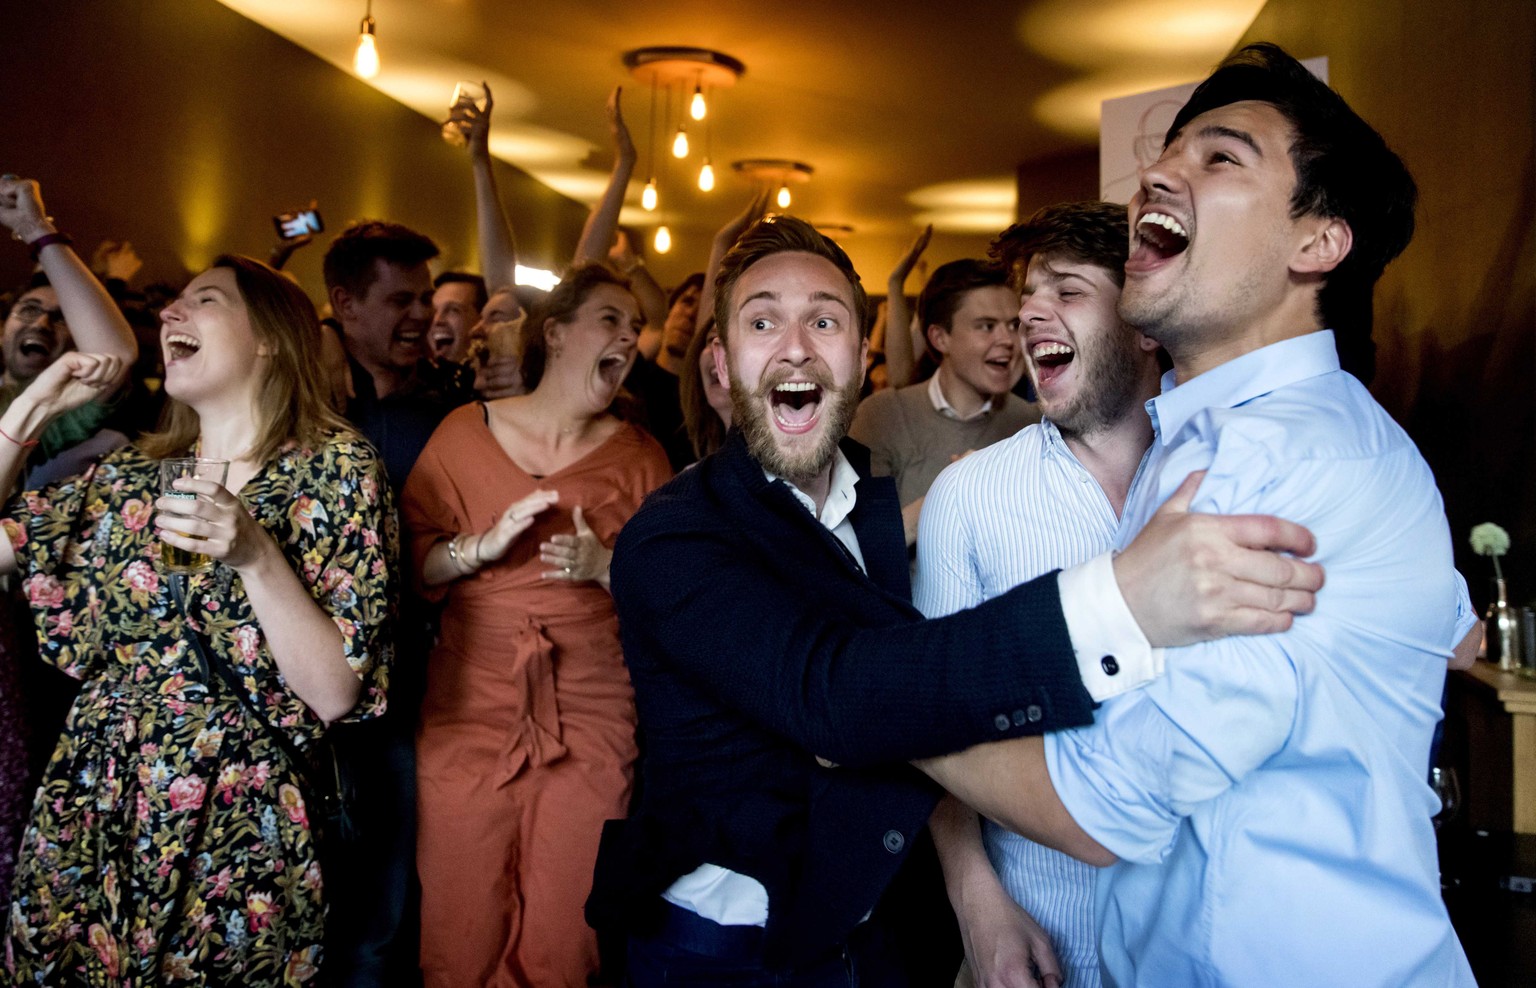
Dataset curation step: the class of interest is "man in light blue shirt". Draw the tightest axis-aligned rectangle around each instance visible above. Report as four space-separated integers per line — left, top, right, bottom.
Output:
920 44 1477 986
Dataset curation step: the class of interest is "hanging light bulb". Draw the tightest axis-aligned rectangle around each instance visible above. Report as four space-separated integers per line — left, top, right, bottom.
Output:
690 86 707 121
641 178 658 212
776 184 792 209
353 11 379 78
698 159 715 192
654 225 672 254
671 126 689 159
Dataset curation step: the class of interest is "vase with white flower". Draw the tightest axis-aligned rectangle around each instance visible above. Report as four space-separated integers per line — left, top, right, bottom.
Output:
1470 522 1519 671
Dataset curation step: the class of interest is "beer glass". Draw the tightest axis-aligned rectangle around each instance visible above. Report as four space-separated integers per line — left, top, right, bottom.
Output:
442 81 487 148
158 457 230 573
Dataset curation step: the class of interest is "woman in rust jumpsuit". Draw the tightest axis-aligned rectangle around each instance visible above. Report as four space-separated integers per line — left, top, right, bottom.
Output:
402 265 671 987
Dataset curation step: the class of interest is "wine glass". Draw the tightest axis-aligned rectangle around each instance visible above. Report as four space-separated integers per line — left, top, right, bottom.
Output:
1430 766 1461 830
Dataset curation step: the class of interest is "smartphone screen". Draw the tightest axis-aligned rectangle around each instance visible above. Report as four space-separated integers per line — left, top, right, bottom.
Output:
273 208 324 240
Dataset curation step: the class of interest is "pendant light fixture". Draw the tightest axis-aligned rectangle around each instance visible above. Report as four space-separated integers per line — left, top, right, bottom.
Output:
733 159 816 213
353 0 379 78
624 46 746 254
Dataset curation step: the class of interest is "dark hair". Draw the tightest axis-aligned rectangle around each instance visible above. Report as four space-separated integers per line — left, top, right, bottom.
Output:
433 271 488 311
1169 42 1416 370
712 216 869 349
322 220 440 300
916 259 1009 333
141 255 353 463
990 201 1130 290
679 316 727 459
519 263 631 391
667 272 706 313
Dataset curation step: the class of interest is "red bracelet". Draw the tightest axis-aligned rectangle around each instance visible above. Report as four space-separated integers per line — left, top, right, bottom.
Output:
0 425 38 450
26 231 72 261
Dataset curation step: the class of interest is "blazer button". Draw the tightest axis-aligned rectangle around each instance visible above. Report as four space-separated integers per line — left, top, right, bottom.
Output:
1011 709 1028 726
994 714 1011 731
1026 704 1043 723
883 829 905 854
1101 655 1120 676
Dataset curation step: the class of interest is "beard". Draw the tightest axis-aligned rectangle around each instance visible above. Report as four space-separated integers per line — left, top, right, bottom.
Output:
1042 324 1147 440
729 363 862 485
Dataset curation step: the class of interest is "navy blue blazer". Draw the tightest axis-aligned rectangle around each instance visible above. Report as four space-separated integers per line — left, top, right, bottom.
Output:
589 430 1094 970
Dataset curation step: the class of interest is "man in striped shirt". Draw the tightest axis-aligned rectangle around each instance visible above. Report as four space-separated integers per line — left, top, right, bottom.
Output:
915 199 1160 988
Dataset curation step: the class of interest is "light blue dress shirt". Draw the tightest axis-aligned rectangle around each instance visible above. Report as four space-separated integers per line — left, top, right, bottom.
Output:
1045 331 1476 987
917 420 1155 988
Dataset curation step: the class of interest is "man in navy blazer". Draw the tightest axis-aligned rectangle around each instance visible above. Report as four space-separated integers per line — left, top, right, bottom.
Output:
589 215 1323 985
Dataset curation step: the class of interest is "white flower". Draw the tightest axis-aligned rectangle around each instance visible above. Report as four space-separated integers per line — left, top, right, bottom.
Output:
1470 523 1511 557
1470 522 1511 582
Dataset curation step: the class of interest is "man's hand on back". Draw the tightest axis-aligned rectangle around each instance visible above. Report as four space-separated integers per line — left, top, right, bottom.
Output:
1115 471 1325 647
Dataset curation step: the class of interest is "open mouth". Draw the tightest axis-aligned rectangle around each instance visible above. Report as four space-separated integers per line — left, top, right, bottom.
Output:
769 380 823 433
597 352 630 387
17 335 53 359
164 332 201 362
984 352 1016 376
1030 341 1075 387
1129 211 1190 270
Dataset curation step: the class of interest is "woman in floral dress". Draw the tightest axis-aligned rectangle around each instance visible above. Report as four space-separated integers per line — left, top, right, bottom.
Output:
0 249 394 985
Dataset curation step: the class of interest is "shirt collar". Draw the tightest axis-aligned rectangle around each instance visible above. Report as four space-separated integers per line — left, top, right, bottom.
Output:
928 372 993 421
1147 330 1340 446
765 447 861 531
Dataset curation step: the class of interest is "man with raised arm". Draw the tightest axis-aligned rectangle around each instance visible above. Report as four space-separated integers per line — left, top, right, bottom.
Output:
920 44 1476 986
589 212 1323 985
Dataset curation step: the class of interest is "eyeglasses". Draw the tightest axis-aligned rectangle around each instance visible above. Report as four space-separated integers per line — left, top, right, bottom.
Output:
7 299 67 329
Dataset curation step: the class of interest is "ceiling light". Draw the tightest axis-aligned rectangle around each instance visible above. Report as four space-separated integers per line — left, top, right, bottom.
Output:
654 225 672 254
353 2 379 79
625 47 744 209
732 159 815 208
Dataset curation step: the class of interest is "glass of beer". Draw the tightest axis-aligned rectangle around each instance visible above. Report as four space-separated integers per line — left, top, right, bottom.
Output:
442 81 487 148
158 457 230 573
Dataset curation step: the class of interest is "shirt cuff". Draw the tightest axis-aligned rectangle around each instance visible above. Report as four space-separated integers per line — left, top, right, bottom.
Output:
1057 552 1163 701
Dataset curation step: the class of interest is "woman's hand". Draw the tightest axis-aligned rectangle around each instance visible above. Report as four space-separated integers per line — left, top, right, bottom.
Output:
475 488 559 565
540 506 611 587
0 176 56 243
15 352 124 424
716 187 772 251
607 87 636 166
154 477 278 571
890 223 933 288
466 80 494 160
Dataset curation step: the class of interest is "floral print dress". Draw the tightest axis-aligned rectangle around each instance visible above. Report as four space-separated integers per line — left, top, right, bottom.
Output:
2 435 395 986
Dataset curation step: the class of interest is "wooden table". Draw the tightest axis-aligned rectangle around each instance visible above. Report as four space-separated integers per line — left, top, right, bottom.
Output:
1449 662 1536 834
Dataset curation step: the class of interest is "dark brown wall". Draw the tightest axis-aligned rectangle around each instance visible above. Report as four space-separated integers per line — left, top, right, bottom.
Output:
1235 0 1536 602
0 0 590 303
1015 148 1099 220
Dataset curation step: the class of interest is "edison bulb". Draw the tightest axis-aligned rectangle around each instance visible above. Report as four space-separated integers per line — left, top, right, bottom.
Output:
698 161 715 192
654 225 672 254
353 25 379 79
776 184 791 209
690 87 707 121
671 128 689 159
641 179 658 212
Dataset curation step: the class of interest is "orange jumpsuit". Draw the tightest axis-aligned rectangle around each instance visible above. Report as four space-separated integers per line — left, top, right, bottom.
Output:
401 405 671 987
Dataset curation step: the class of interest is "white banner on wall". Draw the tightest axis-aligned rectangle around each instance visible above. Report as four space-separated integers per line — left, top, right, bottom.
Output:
1099 57 1328 204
